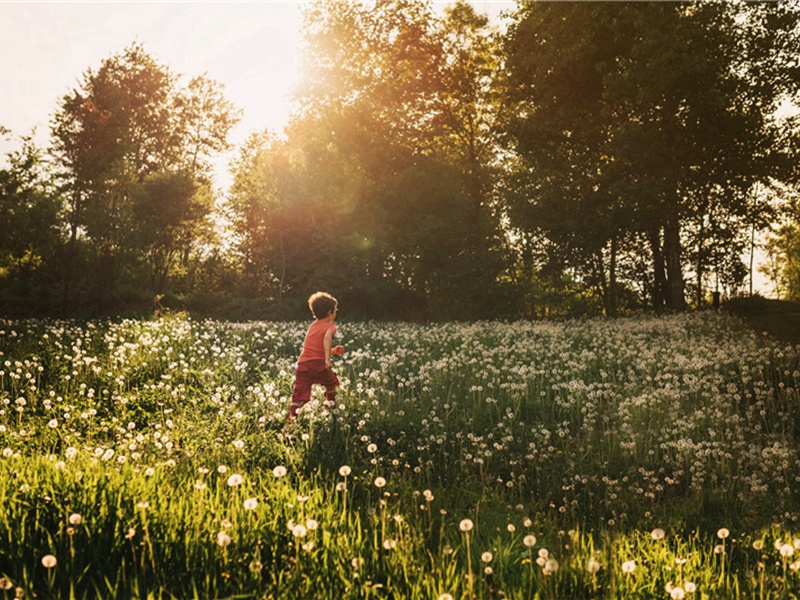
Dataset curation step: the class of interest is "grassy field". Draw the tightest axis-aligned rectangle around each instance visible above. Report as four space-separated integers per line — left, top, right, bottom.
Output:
1 311 800 598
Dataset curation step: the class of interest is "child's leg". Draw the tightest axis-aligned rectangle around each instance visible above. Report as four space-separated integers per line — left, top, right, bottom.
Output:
287 369 313 420
320 368 340 411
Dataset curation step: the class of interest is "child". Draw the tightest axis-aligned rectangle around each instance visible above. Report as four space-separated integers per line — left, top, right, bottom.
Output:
285 292 344 421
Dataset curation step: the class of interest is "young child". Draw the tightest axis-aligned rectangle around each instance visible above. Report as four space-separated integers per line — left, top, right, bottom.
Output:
285 291 344 421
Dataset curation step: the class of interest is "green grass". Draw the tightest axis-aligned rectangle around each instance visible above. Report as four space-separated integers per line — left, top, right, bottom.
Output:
0 312 799 598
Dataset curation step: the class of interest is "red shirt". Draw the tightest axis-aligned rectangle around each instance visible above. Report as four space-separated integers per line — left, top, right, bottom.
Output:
298 320 336 363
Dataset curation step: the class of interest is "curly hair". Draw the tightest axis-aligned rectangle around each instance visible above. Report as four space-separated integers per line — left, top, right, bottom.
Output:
308 291 338 319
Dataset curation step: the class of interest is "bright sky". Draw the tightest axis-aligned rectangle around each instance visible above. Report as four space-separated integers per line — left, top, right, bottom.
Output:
0 1 512 185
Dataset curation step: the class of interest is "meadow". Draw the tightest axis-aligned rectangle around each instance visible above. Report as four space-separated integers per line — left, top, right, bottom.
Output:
1 311 800 599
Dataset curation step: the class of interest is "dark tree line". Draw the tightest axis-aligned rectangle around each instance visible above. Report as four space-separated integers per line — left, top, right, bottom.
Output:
1 1 799 320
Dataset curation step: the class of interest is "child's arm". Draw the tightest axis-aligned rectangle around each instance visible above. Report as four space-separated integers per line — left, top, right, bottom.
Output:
323 328 335 368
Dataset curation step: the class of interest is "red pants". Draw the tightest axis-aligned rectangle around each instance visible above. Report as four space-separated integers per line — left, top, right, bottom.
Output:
289 360 339 418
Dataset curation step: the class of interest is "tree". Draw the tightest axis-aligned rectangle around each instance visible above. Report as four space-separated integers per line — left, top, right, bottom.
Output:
51 43 239 311
502 1 800 312
0 135 62 308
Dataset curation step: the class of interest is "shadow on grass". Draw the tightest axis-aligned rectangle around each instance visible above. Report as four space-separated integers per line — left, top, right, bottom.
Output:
723 296 800 345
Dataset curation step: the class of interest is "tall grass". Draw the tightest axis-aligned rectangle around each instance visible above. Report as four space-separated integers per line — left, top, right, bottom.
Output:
0 312 799 597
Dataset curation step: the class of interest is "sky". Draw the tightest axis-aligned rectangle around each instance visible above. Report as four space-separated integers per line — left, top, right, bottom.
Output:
0 1 777 296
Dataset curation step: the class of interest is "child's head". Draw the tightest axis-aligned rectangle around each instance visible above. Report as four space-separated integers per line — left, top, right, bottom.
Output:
308 291 338 320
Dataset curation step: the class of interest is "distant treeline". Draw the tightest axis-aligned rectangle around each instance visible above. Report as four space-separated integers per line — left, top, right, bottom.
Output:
2 1 799 321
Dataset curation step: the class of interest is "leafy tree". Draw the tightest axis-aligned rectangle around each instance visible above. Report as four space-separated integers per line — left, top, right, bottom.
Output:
51 43 239 311
502 1 800 312
0 136 62 308
129 171 213 294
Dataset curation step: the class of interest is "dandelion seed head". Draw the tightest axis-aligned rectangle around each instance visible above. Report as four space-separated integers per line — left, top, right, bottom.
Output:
622 560 636 573
41 554 57 568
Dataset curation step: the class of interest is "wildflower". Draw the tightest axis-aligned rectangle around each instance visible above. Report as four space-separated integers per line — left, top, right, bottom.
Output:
484 566 493 575
273 465 287 478
336 482 346 492
136 501 149 510
481 551 493 563
292 524 307 538
438 595 453 600
233 439 245 449
47 419 58 429
587 559 601 574
367 443 378 453
339 465 352 477
244 498 258 511
216 531 232 547
684 582 697 593
714 545 724 554
144 467 155 477
2 448 13 458
670 587 686 600
780 543 794 557
68 513 82 525
41 554 57 568
544 558 559 574
125 528 136 539
717 528 730 540
217 465 228 474
307 519 319 530
507 524 516 533
523 534 537 547
226 474 243 487
0 578 11 590
622 560 636 573
753 540 764 550
352 557 364 569
65 447 77 460
374 476 386 488
651 528 665 540
194 480 207 490
383 539 397 550
459 519 474 532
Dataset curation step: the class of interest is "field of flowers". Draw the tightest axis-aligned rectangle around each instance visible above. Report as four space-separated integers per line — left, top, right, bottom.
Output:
1 311 800 598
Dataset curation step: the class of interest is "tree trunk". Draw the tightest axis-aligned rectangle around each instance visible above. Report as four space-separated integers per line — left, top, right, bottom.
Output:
664 209 686 310
607 232 618 317
696 216 706 308
61 188 82 317
649 227 667 310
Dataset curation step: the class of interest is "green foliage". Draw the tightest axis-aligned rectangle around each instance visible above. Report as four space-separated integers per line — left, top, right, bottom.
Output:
49 43 240 312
